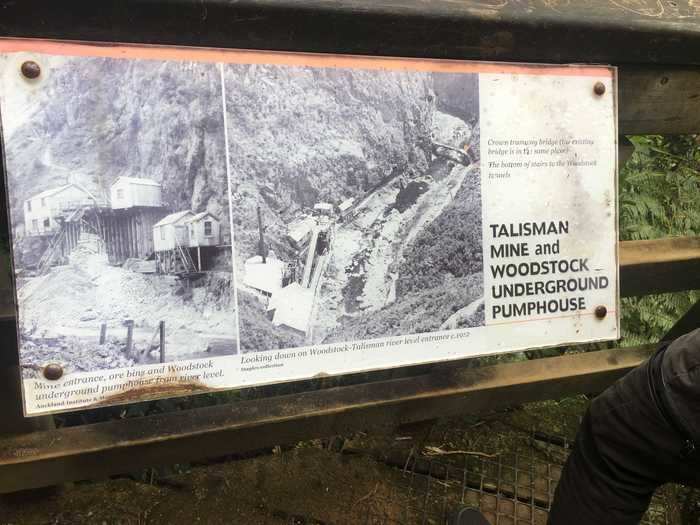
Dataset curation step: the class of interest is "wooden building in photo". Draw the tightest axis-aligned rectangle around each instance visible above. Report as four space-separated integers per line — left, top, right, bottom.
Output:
287 216 315 249
267 282 314 334
185 212 220 248
110 176 162 210
23 184 99 237
243 255 286 297
102 208 169 265
153 210 194 253
313 202 334 216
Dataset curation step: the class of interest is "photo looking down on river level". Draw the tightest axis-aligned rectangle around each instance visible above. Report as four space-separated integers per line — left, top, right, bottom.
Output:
1 55 239 377
227 65 484 352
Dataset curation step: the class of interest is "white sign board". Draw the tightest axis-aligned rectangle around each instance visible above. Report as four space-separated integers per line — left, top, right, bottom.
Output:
0 40 619 415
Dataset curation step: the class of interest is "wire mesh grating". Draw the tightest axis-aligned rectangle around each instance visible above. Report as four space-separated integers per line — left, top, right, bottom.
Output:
355 426 672 525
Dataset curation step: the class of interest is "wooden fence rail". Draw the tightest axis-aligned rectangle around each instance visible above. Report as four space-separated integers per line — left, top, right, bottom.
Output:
1 0 699 495
0 345 654 493
1 1 700 67
3 236 698 318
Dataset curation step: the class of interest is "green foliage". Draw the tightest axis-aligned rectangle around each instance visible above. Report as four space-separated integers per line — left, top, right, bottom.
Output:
620 135 700 344
621 135 699 241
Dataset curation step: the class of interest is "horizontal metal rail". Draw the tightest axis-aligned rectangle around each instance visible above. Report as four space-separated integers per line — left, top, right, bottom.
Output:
0 344 654 493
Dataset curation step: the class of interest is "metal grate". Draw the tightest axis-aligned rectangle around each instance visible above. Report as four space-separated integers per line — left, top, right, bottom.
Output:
355 427 672 525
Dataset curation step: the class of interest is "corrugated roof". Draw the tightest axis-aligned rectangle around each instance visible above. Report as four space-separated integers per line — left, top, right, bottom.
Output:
243 255 286 295
184 211 219 223
271 283 314 333
111 176 161 187
30 185 72 200
153 210 194 227
29 183 97 202
287 216 315 243
339 198 355 211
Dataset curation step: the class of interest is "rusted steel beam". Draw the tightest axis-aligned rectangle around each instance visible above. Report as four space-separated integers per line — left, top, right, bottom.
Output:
620 236 700 297
0 345 654 493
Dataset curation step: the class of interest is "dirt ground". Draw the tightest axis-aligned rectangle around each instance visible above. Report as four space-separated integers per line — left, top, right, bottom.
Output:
17 239 237 375
0 398 691 525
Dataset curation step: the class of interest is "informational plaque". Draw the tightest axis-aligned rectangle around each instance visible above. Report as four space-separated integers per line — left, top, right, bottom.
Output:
0 40 618 415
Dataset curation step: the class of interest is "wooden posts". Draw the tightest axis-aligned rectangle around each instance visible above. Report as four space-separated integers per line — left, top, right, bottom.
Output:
99 323 107 345
159 320 166 364
257 205 266 263
124 319 134 355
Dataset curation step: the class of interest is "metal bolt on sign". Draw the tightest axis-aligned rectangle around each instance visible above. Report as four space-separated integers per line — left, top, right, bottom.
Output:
595 305 608 319
43 363 64 381
593 81 606 95
20 60 41 80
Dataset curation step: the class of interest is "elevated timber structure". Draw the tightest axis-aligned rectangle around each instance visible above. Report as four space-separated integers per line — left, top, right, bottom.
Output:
33 205 169 272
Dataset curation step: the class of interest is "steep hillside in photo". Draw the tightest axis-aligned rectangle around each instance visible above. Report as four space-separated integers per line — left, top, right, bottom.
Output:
223 64 436 264
3 56 228 239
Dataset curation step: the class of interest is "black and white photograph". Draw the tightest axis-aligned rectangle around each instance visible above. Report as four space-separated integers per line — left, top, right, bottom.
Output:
225 64 484 352
1 55 238 376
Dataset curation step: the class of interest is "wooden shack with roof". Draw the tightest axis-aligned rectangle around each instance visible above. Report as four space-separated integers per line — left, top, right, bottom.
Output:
110 177 162 210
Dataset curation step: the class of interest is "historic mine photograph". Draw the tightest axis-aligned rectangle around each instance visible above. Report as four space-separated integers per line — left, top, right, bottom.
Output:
224 64 484 352
2 55 238 376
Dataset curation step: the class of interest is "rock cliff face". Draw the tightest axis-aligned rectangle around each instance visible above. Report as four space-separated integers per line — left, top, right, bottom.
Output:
3 56 228 237
432 72 479 125
223 64 436 263
4 57 439 268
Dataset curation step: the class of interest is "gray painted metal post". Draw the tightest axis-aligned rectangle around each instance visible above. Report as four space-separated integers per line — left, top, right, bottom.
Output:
99 323 107 344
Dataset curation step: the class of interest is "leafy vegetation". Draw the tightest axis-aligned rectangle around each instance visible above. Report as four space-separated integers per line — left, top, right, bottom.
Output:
619 135 700 344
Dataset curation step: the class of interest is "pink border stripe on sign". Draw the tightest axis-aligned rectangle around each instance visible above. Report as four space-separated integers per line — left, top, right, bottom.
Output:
0 38 614 77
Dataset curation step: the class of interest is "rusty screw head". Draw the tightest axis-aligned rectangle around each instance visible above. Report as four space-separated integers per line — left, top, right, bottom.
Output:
43 363 64 381
593 81 606 96
20 60 41 80
594 305 607 320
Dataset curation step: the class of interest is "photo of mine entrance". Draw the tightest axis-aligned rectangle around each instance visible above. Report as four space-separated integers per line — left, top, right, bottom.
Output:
225 64 484 352
2 55 239 376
